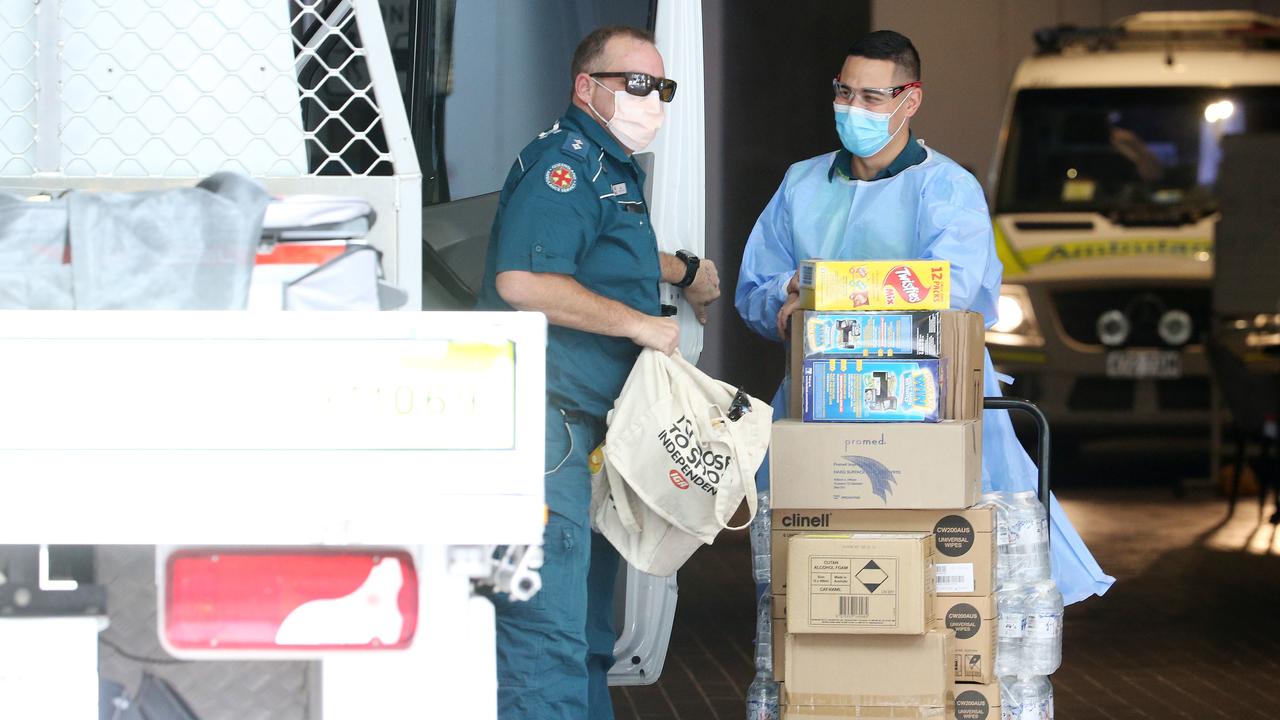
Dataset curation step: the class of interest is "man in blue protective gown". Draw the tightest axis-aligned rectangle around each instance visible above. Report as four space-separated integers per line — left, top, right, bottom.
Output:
476 26 721 720
735 30 1114 605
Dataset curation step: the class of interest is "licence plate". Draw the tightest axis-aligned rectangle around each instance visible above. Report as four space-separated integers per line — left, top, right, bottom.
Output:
1105 349 1182 379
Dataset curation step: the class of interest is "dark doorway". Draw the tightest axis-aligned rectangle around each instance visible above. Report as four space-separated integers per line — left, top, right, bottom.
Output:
701 1 872 399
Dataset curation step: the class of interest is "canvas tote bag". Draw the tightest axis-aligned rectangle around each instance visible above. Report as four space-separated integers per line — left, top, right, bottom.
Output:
589 349 771 576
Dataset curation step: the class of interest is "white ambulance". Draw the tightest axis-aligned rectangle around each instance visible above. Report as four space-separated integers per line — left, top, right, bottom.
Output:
986 11 1280 442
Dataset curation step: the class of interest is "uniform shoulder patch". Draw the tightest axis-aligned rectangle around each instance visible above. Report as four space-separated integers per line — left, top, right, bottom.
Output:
545 162 578 193
561 133 590 160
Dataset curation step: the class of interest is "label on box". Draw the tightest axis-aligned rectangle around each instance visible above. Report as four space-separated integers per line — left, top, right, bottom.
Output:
959 651 987 682
803 358 942 422
799 260 950 311
935 562 975 594
806 555 898 628
932 515 975 557
955 689 993 720
943 602 982 640
999 613 1025 639
803 312 938 357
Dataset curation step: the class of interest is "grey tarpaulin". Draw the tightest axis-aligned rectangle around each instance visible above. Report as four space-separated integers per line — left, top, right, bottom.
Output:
69 173 268 309
0 192 74 309
0 172 268 310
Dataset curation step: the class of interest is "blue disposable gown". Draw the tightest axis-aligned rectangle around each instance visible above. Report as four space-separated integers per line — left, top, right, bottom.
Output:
736 144 1114 605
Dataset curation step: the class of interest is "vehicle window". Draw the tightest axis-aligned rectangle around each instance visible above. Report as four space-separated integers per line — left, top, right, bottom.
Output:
387 0 653 205
997 86 1280 217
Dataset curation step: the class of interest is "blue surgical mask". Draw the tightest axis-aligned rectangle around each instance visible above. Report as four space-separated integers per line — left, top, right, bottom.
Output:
834 91 913 158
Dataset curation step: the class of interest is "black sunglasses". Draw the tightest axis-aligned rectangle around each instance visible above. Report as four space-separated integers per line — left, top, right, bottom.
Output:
590 72 677 103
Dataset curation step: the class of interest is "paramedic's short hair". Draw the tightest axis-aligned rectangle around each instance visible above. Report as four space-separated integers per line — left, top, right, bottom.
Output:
571 26 656 79
847 30 921 82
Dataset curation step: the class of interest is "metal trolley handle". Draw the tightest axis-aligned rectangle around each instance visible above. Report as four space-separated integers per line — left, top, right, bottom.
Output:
982 397 1052 539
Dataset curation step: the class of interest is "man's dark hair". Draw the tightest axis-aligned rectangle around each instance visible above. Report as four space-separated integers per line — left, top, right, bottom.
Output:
571 26 655 79
847 30 920 81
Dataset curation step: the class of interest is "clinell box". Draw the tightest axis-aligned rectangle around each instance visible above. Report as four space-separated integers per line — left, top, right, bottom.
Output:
801 358 944 422
784 625 955 708
769 506 996 597
936 594 997 684
951 682 1000 720
790 311 984 422
786 532 935 635
769 419 982 511
798 259 950 311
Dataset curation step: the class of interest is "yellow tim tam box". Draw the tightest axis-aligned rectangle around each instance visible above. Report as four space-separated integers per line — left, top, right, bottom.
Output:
799 260 950 311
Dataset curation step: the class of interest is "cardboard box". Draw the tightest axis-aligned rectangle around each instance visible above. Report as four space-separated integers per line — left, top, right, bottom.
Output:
936 594 997 684
783 626 955 707
786 532 935 635
770 419 982 511
799 311 943 357
801 358 945 422
798 259 950 311
769 507 996 597
790 310 984 422
952 682 1000 720
773 597 995 688
783 702 949 719
772 615 785 682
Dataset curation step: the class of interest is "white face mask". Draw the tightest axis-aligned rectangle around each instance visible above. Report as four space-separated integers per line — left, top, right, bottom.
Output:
588 77 665 152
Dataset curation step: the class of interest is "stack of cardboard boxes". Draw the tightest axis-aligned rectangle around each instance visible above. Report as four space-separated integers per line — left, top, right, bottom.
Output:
770 260 1001 719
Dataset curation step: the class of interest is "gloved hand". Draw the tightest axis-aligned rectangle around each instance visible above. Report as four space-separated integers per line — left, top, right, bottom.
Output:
776 271 801 338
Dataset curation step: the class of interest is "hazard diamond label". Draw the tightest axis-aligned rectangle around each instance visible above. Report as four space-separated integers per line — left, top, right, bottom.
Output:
855 559 889 593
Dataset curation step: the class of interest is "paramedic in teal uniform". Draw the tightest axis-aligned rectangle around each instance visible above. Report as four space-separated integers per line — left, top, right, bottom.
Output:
736 30 1114 606
475 25 720 720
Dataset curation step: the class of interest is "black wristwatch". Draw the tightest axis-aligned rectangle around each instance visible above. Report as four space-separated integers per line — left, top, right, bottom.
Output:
674 250 700 289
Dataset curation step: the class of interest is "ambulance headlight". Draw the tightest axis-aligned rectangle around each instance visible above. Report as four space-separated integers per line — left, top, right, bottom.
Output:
993 295 1025 333
988 285 1042 347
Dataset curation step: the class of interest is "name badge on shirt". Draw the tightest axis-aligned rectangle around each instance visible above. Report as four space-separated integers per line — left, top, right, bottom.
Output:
611 182 627 196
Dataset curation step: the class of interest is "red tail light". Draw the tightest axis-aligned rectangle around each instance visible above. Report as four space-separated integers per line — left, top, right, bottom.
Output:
164 549 417 651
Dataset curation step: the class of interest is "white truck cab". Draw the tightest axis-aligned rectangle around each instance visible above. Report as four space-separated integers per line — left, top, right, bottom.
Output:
986 11 1280 439
0 0 703 716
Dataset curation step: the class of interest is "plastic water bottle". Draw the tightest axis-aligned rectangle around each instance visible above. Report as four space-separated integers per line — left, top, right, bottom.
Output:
999 676 1020 720
745 673 780 720
1015 676 1054 719
746 594 780 720
991 491 1050 586
755 594 773 673
1009 492 1051 584
983 492 1018 587
750 491 772 584
1024 581 1064 675
996 587 1028 677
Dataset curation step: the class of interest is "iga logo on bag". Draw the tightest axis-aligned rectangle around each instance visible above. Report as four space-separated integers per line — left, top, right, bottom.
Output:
657 415 734 495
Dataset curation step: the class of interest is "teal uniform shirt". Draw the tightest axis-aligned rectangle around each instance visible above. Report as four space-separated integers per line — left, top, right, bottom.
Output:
828 131 927 181
477 105 662 515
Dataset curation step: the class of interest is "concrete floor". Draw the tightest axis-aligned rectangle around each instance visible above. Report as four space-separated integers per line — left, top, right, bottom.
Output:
611 483 1280 719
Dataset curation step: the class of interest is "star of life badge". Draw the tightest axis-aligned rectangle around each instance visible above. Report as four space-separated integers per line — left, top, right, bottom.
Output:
546 163 577 192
